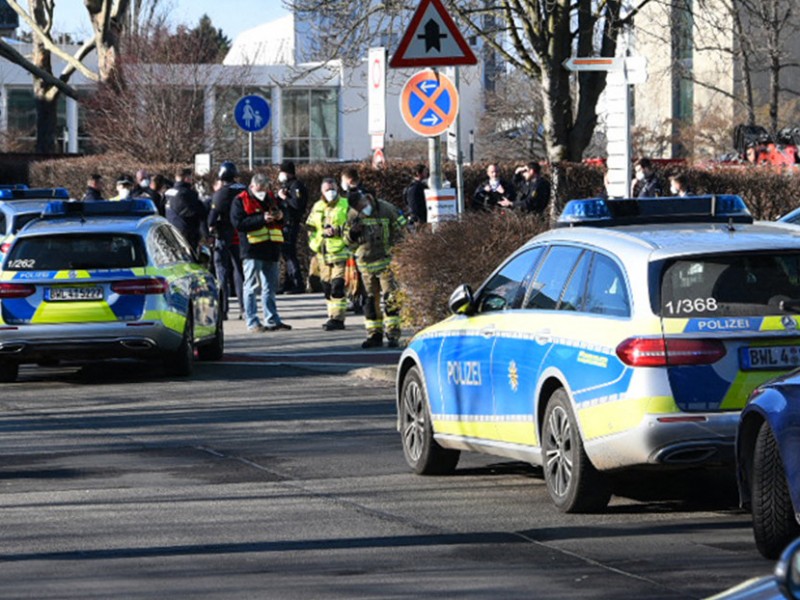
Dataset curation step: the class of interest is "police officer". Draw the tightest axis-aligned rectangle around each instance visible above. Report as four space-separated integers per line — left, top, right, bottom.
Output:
306 178 351 330
276 160 308 294
165 167 207 251
208 161 247 320
345 193 407 348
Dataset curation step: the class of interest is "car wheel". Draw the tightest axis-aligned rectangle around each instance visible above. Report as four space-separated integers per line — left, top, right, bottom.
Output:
751 421 800 559
0 362 18 383
197 315 224 361
165 313 194 376
400 366 460 475
543 388 611 513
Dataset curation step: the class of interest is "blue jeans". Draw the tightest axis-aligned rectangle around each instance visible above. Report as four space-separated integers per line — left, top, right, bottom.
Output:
242 258 281 329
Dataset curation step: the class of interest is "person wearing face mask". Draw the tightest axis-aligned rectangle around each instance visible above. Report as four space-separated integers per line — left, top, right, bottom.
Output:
111 174 134 201
473 163 514 211
306 178 351 331
275 160 308 295
345 193 407 348
132 169 151 197
631 157 663 198
339 167 370 314
668 173 692 197
230 173 292 333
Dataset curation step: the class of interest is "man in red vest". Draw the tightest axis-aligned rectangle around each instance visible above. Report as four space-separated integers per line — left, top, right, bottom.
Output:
231 173 292 333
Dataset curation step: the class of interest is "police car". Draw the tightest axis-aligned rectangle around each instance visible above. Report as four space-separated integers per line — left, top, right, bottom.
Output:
737 370 800 559
0 187 71 255
396 195 800 513
0 199 223 382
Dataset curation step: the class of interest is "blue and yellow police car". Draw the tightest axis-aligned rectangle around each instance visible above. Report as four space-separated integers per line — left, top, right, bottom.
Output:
0 199 223 382
397 195 800 513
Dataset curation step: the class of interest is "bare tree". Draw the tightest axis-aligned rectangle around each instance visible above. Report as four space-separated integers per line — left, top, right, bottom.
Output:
1 0 133 152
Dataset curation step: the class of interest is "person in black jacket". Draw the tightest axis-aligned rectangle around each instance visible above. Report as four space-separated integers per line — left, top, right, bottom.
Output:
513 161 551 214
276 160 308 294
631 157 664 198
208 161 247 320
165 168 207 251
404 163 429 226
473 163 514 211
230 173 291 333
82 173 105 201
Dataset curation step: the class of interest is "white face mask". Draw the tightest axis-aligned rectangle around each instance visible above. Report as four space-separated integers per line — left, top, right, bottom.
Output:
324 189 338 202
278 173 288 184
361 204 373 217
670 185 679 195
635 171 645 181
140 178 150 188
253 190 267 201
341 181 350 192
117 187 131 199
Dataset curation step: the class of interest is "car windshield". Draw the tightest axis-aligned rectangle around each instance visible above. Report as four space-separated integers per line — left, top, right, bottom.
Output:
660 251 800 317
4 233 148 270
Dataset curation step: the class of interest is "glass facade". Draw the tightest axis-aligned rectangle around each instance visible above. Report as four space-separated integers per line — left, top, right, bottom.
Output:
6 88 91 153
281 88 338 163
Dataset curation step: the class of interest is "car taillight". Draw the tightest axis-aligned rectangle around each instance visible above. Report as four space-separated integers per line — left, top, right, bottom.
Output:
111 278 169 295
616 337 726 367
0 282 35 298
0 242 10 254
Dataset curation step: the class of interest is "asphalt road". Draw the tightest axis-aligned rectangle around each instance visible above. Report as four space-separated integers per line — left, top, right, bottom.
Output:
0 294 775 599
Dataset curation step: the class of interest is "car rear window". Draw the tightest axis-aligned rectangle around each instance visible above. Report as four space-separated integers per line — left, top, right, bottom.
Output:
4 234 148 270
660 252 800 317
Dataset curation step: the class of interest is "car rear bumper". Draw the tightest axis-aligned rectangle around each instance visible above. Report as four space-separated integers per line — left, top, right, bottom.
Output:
0 321 181 363
585 412 740 470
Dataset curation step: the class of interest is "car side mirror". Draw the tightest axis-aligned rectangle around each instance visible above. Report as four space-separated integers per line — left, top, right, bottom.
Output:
777 537 800 599
197 245 212 267
448 284 475 315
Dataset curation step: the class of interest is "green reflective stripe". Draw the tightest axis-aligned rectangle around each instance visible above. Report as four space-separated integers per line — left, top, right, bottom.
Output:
356 258 391 274
384 315 401 328
365 319 383 332
247 226 284 244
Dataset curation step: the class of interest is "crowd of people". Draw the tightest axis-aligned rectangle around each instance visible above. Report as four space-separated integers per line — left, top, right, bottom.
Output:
79 161 411 349
75 156 692 347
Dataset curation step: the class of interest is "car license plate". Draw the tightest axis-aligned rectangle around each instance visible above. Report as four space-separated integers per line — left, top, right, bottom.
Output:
739 345 800 370
45 286 104 302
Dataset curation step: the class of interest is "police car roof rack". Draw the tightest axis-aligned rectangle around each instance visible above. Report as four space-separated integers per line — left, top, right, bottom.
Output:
556 195 753 228
41 199 158 219
0 184 29 191
0 187 69 201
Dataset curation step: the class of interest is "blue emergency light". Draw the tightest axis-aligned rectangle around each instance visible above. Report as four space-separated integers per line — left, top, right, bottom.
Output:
0 184 29 190
557 195 753 227
0 187 69 200
42 199 158 218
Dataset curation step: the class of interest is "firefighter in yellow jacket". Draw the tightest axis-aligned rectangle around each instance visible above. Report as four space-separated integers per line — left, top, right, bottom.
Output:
345 192 407 348
306 178 351 330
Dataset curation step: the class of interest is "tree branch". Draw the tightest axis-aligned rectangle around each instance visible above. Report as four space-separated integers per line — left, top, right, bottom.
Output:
0 39 78 98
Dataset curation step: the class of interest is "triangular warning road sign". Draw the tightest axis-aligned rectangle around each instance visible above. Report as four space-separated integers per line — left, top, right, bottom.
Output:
389 0 478 68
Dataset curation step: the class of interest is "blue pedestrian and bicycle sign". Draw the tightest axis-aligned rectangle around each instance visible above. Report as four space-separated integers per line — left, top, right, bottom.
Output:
234 94 271 133
399 70 459 137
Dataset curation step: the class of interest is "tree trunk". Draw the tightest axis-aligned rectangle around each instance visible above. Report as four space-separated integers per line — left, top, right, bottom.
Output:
85 0 130 89
30 2 57 154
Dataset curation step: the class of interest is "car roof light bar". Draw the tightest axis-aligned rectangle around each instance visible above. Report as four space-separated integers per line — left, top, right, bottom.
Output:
557 195 753 228
0 187 69 200
42 199 158 218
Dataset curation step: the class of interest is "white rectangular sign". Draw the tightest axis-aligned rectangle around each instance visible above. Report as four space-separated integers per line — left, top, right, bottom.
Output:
368 47 386 136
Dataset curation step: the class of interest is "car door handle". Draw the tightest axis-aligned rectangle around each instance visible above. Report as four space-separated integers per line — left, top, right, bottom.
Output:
481 326 496 339
535 330 552 345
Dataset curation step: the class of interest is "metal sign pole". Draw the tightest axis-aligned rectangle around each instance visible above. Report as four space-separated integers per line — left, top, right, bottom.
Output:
248 132 254 171
428 68 442 191
454 66 465 215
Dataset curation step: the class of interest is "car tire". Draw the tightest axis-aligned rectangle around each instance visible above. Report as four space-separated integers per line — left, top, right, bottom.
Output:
164 313 194 377
400 366 460 475
751 421 800 559
543 388 611 513
197 316 224 361
0 362 18 383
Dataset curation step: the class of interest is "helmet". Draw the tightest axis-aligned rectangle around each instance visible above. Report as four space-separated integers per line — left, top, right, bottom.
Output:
218 161 238 182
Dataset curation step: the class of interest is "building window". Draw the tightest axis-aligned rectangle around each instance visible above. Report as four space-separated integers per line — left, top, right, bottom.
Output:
213 86 273 166
6 88 91 153
281 88 338 163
